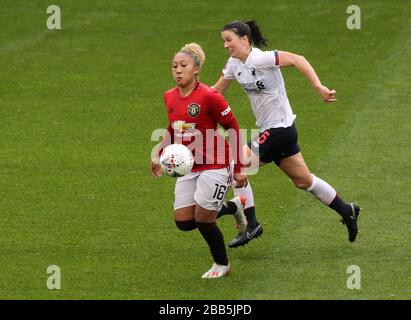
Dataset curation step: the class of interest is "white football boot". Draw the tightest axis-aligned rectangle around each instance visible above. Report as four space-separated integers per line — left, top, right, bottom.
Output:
201 263 231 279
231 196 248 233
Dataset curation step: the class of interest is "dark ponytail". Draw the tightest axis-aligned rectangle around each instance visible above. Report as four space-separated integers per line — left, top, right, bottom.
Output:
222 20 268 48
245 20 268 48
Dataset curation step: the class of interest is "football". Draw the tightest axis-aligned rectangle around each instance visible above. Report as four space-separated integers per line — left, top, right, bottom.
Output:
160 144 194 177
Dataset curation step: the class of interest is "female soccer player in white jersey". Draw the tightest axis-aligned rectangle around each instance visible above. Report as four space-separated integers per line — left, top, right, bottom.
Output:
213 20 361 243
150 43 249 278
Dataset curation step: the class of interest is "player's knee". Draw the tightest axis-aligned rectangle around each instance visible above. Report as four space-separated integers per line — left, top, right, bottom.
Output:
175 219 197 231
293 177 311 190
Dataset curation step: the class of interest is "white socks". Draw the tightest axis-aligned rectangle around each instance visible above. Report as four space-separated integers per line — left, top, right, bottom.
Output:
232 175 336 209
233 183 255 209
305 174 337 205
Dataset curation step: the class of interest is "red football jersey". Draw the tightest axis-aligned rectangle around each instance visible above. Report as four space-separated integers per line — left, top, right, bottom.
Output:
163 82 236 172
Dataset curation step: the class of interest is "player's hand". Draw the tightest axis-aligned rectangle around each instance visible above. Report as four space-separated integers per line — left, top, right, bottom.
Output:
316 84 337 102
150 159 163 177
233 173 248 188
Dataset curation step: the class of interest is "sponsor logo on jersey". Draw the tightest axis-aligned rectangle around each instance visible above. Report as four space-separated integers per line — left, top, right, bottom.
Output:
256 81 265 91
172 120 199 139
187 103 200 117
221 106 231 116
240 80 266 92
172 120 196 131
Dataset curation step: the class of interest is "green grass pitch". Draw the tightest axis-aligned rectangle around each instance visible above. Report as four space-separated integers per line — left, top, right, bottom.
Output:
0 0 410 299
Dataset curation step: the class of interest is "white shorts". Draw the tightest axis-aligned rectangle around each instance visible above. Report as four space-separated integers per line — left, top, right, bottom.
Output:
173 163 233 212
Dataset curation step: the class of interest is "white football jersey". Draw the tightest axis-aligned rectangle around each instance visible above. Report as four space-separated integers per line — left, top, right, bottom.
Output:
222 47 296 131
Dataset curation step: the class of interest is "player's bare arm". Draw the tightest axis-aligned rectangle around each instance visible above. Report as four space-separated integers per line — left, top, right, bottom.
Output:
212 77 232 95
278 51 337 102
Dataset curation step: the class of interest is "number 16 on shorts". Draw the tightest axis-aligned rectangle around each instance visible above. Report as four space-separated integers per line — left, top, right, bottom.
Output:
213 184 227 200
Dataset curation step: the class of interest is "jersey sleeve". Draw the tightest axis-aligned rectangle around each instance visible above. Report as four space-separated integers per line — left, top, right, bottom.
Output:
208 89 234 126
221 58 236 80
254 50 280 68
163 92 170 111
163 91 173 123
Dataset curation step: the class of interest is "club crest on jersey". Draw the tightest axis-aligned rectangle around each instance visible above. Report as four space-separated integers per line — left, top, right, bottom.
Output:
187 103 200 117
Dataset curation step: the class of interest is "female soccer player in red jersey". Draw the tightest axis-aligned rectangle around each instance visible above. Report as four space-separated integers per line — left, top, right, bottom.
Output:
150 43 248 278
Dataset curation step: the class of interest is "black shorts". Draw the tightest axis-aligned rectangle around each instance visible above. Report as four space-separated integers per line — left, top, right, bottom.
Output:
247 123 301 166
